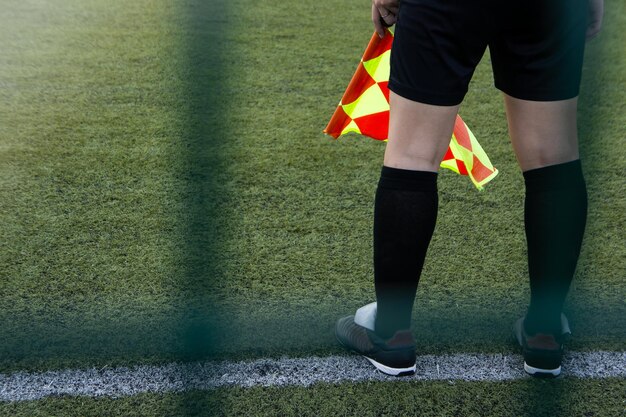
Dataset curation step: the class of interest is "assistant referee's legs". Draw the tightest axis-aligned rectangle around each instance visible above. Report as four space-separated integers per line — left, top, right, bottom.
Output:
505 95 587 335
373 92 459 339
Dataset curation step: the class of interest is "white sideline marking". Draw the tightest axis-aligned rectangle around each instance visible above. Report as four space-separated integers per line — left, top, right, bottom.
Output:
1 351 624 402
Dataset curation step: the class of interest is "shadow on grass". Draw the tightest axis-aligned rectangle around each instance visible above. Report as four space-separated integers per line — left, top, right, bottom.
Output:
198 299 625 360
515 378 570 417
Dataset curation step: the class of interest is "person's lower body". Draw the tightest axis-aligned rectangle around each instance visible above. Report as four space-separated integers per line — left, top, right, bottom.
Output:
335 0 588 377
334 94 457 375
334 97 455 376
507 97 588 376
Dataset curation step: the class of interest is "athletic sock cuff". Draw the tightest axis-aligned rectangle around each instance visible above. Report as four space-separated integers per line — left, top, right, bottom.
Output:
523 159 585 193
378 166 438 192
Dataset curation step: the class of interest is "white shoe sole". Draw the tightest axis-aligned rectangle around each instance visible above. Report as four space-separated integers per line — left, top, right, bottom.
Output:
524 362 561 377
364 356 416 376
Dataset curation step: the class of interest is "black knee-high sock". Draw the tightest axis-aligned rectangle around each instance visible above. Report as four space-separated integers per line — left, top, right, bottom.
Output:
523 159 587 335
373 166 438 339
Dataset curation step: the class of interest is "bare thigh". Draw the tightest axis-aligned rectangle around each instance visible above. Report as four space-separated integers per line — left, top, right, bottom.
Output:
384 91 460 172
504 94 580 172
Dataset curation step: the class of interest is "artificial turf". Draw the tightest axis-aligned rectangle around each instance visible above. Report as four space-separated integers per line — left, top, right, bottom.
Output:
1 378 624 417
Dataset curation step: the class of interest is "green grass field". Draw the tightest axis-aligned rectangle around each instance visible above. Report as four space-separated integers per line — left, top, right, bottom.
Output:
1 0 624 415
2 379 625 417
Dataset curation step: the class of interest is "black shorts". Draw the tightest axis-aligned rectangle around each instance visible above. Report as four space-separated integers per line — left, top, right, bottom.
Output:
388 0 588 105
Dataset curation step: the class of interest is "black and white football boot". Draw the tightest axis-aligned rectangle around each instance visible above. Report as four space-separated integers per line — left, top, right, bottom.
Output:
335 302 416 376
514 313 571 377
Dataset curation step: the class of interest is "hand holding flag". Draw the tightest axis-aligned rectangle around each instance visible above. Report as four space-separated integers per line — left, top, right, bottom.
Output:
324 28 498 190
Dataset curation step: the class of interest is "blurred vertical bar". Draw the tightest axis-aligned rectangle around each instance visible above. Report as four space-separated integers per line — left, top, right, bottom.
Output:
576 0 624 321
178 0 230 414
181 0 229 356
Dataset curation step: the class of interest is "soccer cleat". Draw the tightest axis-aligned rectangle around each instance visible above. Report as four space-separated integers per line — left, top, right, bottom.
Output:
335 314 416 377
514 314 571 377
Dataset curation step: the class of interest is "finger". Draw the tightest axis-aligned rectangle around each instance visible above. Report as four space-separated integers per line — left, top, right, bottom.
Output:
372 5 385 38
383 13 397 27
380 16 396 28
379 10 396 28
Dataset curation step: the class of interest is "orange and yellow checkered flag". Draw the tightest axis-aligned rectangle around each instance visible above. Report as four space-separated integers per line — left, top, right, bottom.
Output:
324 28 498 190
